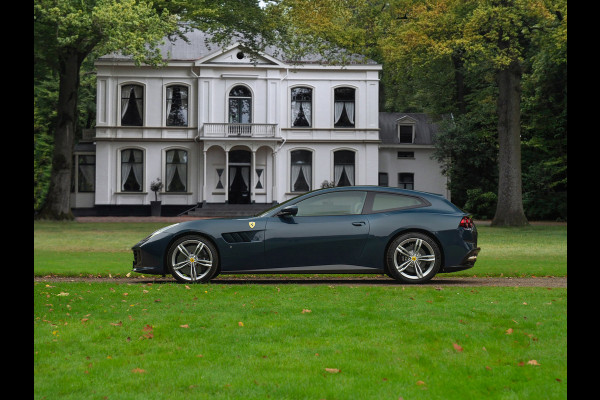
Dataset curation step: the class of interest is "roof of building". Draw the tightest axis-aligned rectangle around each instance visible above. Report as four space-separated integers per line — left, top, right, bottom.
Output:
99 27 379 65
378 112 446 145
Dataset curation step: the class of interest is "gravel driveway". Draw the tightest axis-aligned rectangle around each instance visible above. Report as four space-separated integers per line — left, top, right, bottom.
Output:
34 275 566 288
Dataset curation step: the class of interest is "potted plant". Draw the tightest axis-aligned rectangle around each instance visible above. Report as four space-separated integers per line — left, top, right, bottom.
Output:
150 178 164 216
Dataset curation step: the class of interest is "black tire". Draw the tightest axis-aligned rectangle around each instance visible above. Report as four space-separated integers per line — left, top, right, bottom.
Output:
166 235 219 283
385 232 441 284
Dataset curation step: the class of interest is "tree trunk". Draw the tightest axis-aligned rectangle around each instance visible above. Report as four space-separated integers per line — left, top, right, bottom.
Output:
36 49 82 220
491 62 528 226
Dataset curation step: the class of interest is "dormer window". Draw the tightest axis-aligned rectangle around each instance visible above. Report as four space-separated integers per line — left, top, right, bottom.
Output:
399 124 414 143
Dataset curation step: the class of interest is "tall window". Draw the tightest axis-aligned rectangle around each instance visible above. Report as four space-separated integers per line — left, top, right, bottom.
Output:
166 150 188 192
121 84 143 126
334 150 355 186
334 87 355 127
229 85 252 124
166 85 188 126
121 149 143 192
291 87 312 127
398 173 414 189
78 155 95 192
291 150 312 192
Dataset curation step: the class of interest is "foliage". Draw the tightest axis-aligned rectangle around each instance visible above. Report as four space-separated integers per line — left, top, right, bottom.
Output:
463 189 497 220
150 178 164 201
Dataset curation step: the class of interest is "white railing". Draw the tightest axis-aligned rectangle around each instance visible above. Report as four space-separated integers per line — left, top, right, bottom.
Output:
202 123 278 138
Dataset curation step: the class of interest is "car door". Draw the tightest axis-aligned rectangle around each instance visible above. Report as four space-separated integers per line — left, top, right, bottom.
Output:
264 190 370 269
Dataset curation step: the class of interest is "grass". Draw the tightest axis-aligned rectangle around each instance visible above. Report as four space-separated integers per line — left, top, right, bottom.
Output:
34 282 566 399
34 221 567 399
33 221 567 278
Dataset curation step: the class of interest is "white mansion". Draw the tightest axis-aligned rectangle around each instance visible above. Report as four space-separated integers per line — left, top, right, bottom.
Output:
71 30 448 216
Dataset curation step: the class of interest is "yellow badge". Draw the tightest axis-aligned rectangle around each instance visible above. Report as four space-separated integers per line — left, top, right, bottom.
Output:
249 221 255 229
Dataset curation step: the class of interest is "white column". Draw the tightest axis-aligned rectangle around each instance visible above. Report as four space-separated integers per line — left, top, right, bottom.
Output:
251 150 256 203
224 149 229 203
202 149 207 203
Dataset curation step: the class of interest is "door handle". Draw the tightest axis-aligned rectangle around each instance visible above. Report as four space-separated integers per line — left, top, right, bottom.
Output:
352 221 366 226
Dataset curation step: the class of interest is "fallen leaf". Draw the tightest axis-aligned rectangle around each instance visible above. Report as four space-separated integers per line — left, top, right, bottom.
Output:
110 321 122 327
81 318 89 323
180 324 189 328
126 272 131 277
325 368 340 373
452 343 463 352
416 380 426 386
506 328 513 335
131 368 146 374
301 309 312 313
527 360 541 366
57 292 69 297
238 321 244 327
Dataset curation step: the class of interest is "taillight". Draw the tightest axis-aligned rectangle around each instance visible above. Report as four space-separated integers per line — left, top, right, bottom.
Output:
459 216 474 229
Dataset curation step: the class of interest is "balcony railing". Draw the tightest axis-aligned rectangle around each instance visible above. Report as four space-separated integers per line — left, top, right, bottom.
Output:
201 123 278 138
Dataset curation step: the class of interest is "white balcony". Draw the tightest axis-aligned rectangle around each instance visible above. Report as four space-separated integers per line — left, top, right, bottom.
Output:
201 123 278 138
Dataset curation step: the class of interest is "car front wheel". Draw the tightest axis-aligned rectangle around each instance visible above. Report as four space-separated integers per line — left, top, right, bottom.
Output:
166 235 219 283
386 232 441 284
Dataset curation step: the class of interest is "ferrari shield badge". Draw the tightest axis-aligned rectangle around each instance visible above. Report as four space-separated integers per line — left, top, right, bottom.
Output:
249 221 255 229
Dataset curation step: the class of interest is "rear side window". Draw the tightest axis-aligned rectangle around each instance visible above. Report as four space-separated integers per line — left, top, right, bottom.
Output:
370 192 425 212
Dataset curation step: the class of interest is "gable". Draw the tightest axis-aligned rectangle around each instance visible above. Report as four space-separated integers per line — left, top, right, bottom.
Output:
197 44 283 66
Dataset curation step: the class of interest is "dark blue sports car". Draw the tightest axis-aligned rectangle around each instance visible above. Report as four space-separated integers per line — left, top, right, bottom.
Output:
132 186 480 284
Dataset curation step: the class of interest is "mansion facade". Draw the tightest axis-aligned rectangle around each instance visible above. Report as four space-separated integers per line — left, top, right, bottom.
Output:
71 30 448 215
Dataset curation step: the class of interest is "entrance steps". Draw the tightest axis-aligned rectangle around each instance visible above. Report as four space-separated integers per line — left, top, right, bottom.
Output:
182 203 274 218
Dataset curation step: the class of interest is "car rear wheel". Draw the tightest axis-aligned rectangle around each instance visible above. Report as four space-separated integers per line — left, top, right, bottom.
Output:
167 235 219 283
386 232 441 284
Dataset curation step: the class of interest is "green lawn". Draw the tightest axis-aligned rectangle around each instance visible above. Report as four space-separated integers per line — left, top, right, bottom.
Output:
34 221 567 278
34 221 567 399
34 282 566 399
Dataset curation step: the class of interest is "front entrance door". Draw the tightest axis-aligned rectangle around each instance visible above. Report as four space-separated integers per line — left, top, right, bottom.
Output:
229 166 250 204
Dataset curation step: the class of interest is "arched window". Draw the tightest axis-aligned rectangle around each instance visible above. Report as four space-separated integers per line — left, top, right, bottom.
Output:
228 85 252 124
290 150 312 192
165 149 188 192
121 149 143 191
334 150 355 186
333 87 355 127
166 85 188 126
121 84 143 126
291 87 312 127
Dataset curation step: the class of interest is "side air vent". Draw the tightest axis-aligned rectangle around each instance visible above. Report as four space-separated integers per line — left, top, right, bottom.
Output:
222 230 263 243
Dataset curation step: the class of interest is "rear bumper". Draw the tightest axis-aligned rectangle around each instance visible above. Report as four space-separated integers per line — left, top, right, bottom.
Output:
441 247 481 273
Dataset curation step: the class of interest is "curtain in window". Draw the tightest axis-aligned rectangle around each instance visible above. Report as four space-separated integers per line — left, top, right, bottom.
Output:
291 87 312 127
166 150 187 192
334 102 344 125
345 102 355 125
166 86 188 126
291 150 312 191
121 149 143 191
78 162 95 192
121 85 143 126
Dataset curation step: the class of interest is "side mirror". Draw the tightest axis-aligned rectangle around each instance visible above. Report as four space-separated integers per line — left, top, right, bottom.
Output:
277 205 298 217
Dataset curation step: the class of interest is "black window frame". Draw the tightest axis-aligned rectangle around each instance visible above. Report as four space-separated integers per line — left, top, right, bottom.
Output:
165 149 188 192
120 148 144 192
333 87 355 128
398 173 414 189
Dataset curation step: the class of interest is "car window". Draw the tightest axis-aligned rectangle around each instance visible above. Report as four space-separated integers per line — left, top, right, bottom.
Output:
295 191 367 216
371 192 424 212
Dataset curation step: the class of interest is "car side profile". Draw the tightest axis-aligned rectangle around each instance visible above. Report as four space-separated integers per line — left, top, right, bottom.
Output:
132 186 480 284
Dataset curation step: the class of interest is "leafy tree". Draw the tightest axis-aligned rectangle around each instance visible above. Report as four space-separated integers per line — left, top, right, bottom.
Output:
34 0 179 219
269 0 566 225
